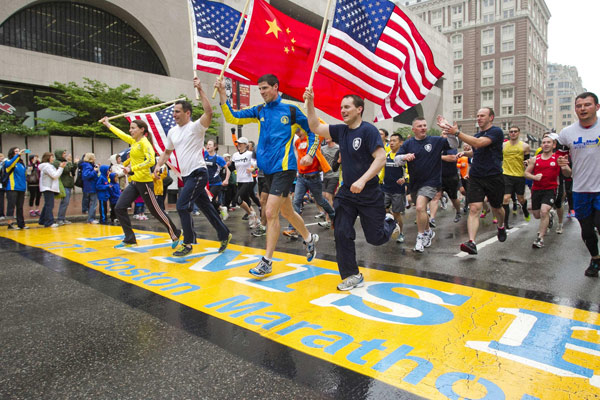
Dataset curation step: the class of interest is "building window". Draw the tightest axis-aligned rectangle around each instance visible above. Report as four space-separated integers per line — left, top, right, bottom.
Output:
452 5 463 15
452 21 463 29
0 2 167 75
453 110 463 120
482 76 494 86
482 60 494 86
482 29 495 55
501 57 515 84
503 9 515 18
454 95 463 105
501 88 514 99
454 65 463 77
547 90 554 97
432 9 442 20
481 90 494 107
453 50 463 60
502 122 511 131
501 24 515 52
560 105 571 111
559 97 572 104
501 105 514 115
483 13 495 23
453 80 463 90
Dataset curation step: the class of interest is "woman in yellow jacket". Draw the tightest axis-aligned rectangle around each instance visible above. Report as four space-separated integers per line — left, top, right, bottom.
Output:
100 117 181 249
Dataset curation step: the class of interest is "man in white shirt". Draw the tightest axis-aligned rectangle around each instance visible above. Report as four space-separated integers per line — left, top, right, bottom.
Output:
155 78 231 257
557 91 600 277
231 137 259 225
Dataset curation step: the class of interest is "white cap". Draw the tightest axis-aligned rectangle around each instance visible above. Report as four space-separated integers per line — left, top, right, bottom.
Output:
547 133 559 141
237 137 249 144
223 153 231 158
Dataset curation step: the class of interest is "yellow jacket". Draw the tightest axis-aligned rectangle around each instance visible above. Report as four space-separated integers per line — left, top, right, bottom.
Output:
110 125 155 182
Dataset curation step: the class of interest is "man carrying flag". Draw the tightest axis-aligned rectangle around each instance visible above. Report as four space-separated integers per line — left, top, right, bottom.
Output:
215 75 318 278
154 78 231 257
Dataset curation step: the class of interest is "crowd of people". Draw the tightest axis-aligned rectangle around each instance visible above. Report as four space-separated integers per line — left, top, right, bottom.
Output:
1 75 598 286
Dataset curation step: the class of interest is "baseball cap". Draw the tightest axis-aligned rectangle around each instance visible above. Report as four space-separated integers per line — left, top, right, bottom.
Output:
547 133 559 141
223 153 231 158
237 137 249 144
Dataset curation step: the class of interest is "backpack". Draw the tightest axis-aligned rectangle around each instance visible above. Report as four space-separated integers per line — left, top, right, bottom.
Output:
74 163 84 188
0 162 9 188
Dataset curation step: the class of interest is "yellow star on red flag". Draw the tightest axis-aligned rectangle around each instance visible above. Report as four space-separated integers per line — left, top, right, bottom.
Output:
265 19 282 38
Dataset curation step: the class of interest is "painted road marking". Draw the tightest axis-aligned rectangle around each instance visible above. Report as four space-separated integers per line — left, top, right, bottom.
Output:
2 224 599 400
455 222 528 257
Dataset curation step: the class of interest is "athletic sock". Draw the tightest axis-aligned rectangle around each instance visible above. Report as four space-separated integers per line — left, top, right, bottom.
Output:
503 204 510 227
262 256 272 264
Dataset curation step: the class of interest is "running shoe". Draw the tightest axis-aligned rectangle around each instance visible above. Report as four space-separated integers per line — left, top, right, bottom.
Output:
584 259 600 277
242 213 250 221
29 210 36 217
7 224 21 230
173 244 193 257
497 226 507 242
248 212 258 228
282 229 299 239
396 233 405 243
414 234 425 253
423 230 436 248
337 273 364 291
512 202 518 214
249 258 272 277
429 218 436 228
219 233 232 253
440 195 448 210
192 211 201 216
532 236 544 248
171 233 183 249
318 221 331 229
556 223 563 234
391 223 401 241
251 225 267 237
49 223 60 228
480 210 488 219
88 220 99 224
567 210 575 218
115 241 136 249
304 233 319 262
220 206 229 221
460 240 478 254
454 213 461 223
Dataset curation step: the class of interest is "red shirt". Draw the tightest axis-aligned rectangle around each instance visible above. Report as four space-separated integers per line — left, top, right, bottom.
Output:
532 153 561 191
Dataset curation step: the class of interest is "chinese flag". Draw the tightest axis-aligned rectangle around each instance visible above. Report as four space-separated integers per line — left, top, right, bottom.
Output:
228 0 350 120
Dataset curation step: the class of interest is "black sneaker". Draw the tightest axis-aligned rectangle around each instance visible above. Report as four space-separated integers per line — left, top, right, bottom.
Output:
584 260 600 277
173 244 193 257
497 226 507 242
242 214 249 221
218 233 232 253
460 240 477 255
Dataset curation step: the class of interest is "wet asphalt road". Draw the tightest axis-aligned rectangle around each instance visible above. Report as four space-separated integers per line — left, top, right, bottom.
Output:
0 202 597 399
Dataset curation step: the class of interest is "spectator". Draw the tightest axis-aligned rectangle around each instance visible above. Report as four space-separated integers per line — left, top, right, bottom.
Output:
38 152 66 228
109 153 127 190
81 153 99 224
53 149 76 225
0 153 5 220
108 172 121 224
95 165 111 224
26 154 41 217
152 163 168 212
4 147 27 229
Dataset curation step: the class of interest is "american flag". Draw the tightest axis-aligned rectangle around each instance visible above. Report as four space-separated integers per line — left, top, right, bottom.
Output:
189 0 252 84
318 0 443 121
125 105 181 175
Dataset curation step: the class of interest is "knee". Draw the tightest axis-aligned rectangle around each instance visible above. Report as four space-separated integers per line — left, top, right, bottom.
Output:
415 203 427 214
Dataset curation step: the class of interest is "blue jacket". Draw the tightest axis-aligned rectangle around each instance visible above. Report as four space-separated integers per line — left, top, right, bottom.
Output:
3 155 27 192
108 173 121 204
81 162 98 193
221 96 317 174
95 165 111 201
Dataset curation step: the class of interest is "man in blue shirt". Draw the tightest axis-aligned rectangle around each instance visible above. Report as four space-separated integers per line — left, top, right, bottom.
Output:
216 75 319 277
394 117 458 252
304 88 400 291
381 133 407 244
439 108 507 255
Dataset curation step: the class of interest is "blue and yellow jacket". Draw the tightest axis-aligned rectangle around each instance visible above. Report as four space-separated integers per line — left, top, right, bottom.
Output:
4 155 26 191
221 96 317 175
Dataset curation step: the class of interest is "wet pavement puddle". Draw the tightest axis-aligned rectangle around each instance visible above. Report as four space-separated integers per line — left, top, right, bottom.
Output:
2 224 599 399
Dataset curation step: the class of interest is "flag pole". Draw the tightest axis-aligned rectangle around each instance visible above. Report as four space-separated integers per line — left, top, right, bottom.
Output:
106 98 186 121
211 0 252 99
304 0 333 108
187 0 200 100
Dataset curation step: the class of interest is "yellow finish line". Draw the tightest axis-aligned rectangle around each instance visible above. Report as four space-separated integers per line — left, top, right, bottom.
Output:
2 224 599 400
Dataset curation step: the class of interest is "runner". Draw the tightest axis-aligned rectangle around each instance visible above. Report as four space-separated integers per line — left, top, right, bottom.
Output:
381 133 406 244
502 126 531 229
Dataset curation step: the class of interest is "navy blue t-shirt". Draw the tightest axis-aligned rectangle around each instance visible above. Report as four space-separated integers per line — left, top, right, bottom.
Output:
441 148 458 177
203 151 226 186
381 151 406 195
397 136 451 190
329 121 383 189
470 126 504 178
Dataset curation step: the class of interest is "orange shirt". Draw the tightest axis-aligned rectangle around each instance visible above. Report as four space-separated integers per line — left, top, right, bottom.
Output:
456 156 469 178
294 136 331 175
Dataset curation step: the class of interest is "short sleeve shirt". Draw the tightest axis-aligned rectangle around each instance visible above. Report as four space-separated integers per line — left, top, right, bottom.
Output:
204 151 226 186
166 120 207 177
469 126 504 178
397 136 451 189
442 149 459 177
329 121 383 189
231 151 255 183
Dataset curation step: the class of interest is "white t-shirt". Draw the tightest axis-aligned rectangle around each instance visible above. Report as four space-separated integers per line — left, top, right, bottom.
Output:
166 120 207 177
558 120 600 192
232 150 256 183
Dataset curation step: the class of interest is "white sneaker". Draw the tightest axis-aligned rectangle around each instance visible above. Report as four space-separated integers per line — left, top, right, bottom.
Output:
556 223 563 234
414 234 425 253
88 220 99 224
423 230 436 248
220 206 229 221
50 223 60 228
249 212 258 228
337 273 364 291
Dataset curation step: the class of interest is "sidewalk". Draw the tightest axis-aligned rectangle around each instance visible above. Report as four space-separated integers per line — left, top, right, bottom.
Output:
1 191 178 226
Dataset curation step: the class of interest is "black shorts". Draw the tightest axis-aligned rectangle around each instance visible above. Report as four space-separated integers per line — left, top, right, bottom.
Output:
442 174 459 200
554 176 564 209
467 174 504 209
263 170 296 197
322 176 339 195
257 177 268 194
504 175 526 196
531 189 556 210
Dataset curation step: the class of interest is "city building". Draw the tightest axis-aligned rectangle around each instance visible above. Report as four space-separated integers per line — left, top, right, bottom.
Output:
545 63 585 133
1 0 451 159
405 0 551 143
